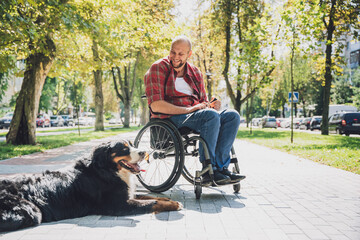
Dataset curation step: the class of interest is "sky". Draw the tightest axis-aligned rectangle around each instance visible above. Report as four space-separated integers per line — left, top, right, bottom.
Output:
173 0 210 24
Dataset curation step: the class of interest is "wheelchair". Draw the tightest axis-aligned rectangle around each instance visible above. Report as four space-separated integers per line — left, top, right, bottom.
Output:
134 118 242 199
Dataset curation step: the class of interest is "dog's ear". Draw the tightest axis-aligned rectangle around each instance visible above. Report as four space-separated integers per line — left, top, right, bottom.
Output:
91 142 113 169
127 140 134 147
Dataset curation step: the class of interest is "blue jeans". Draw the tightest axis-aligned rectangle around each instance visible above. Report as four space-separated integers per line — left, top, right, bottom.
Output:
170 109 240 171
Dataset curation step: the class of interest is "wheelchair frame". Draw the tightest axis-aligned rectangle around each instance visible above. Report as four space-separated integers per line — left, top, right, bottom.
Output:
134 118 241 199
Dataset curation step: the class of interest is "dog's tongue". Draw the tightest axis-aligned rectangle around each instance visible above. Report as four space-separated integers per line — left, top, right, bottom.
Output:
128 162 145 172
129 163 140 172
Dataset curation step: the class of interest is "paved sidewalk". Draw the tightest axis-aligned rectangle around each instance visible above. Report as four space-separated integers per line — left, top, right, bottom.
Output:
0 132 359 240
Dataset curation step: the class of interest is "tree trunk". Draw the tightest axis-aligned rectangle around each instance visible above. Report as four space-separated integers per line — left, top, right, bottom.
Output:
302 100 307 117
6 37 55 145
123 101 130 128
93 69 104 131
222 0 236 107
234 0 242 113
92 40 104 131
140 98 148 126
290 33 295 143
321 0 336 135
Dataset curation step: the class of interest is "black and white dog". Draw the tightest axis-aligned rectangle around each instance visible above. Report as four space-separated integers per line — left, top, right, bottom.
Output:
0 140 182 232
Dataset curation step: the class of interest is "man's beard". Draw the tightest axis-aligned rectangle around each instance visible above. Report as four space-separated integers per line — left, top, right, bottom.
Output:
170 60 185 69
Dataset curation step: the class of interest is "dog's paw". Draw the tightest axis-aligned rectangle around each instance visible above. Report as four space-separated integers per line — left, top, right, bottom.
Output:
176 201 183 211
152 200 183 213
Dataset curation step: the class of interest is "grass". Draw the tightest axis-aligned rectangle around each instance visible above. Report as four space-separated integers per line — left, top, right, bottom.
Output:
0 126 140 160
237 127 360 174
0 125 123 137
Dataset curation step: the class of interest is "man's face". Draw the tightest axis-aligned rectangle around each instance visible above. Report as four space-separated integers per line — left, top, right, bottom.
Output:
169 41 192 69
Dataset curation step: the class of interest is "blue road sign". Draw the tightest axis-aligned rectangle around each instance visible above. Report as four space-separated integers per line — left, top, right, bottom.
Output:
288 92 299 103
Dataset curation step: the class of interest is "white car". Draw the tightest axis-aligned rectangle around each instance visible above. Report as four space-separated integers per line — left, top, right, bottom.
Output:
261 117 277 128
0 112 13 129
75 117 87 126
280 118 291 128
109 118 121 124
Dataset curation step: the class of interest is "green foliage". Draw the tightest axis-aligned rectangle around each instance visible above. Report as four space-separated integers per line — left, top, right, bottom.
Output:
0 0 78 60
39 77 57 112
0 72 9 103
331 73 354 104
351 67 360 109
69 75 87 117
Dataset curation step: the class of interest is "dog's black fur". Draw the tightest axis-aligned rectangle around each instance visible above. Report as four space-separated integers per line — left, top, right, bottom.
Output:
0 140 181 232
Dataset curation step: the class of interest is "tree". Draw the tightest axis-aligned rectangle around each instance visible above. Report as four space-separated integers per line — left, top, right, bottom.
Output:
106 0 175 127
312 0 360 135
210 0 278 117
191 7 224 101
1 0 77 144
111 54 139 128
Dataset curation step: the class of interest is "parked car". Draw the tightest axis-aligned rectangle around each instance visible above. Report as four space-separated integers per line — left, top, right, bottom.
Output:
86 117 95 125
310 116 322 131
276 118 285 128
329 112 360 136
50 115 65 127
75 117 88 126
61 115 75 127
109 118 121 124
261 117 277 128
280 118 291 128
252 118 262 126
0 112 13 129
299 117 312 130
36 114 51 127
292 118 302 129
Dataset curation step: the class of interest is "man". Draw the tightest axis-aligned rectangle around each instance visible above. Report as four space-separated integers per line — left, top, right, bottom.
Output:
144 36 245 185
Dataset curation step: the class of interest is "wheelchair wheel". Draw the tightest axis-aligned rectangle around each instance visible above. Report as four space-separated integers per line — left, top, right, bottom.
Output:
134 120 184 193
182 136 203 184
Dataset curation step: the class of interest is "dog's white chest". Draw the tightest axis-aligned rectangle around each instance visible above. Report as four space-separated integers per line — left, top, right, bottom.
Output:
117 171 135 199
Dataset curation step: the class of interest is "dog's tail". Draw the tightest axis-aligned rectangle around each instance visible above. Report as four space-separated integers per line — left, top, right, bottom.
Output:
0 197 42 232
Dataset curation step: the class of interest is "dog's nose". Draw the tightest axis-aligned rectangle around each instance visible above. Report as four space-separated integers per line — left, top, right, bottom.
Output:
138 151 145 157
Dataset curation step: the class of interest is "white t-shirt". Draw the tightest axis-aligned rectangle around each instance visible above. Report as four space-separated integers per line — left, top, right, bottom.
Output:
175 77 193 95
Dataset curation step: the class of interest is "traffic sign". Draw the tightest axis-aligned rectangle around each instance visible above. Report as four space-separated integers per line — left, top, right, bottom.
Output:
288 92 299 103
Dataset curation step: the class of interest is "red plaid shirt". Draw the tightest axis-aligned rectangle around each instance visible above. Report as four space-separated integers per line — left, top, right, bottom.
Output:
144 56 208 119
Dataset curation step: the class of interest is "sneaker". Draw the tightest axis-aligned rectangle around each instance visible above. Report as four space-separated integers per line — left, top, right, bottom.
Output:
201 170 231 185
220 168 246 183
213 170 231 185
201 173 212 187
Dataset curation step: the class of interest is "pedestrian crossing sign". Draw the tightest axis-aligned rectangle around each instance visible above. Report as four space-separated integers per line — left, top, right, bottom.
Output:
288 92 299 103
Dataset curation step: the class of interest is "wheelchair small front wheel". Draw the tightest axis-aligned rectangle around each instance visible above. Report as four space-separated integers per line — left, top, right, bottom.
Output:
233 183 241 193
194 178 202 199
134 120 184 193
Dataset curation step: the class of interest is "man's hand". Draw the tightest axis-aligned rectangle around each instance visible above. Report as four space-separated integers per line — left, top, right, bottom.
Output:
186 102 208 113
209 97 221 111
